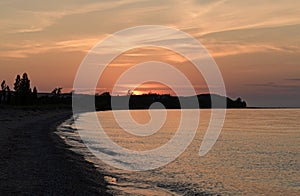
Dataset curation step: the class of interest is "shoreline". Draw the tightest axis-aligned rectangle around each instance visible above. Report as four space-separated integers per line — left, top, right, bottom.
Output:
58 111 183 195
95 107 300 112
0 108 110 195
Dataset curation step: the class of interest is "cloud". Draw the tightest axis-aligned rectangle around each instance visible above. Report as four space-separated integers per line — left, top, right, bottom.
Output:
2 0 300 60
0 38 101 58
188 0 300 35
2 0 300 39
285 78 300 81
3 37 298 62
1 0 150 34
203 40 300 57
4 0 299 39
246 82 300 91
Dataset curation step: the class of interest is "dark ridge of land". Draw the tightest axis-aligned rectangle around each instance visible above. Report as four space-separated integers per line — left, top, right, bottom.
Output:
92 93 247 111
0 108 111 195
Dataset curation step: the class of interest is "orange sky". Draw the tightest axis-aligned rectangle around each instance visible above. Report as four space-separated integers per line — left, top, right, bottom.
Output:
1 0 300 107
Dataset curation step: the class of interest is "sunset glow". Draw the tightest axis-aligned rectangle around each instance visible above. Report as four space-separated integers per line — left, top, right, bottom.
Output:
1 1 300 194
131 83 175 96
1 0 300 106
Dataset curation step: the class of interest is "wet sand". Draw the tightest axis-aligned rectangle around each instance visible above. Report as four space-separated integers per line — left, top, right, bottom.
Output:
0 107 110 195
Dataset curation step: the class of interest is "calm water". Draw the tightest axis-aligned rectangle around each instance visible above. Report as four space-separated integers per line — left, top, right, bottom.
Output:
58 109 300 195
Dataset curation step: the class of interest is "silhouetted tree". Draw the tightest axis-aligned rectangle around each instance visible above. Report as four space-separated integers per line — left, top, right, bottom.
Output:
13 75 21 104
233 97 247 108
57 87 62 96
12 73 33 105
0 80 12 104
50 87 63 104
51 87 62 96
100 92 111 97
32 86 38 102
0 80 7 104
19 73 32 104
20 73 31 93
51 88 57 95
1 80 6 90
6 86 11 104
127 90 133 96
14 75 21 92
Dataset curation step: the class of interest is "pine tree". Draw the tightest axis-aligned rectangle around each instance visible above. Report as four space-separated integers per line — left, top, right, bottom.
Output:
13 73 32 105
20 73 31 104
32 86 38 102
14 75 21 92
6 86 11 104
0 80 6 104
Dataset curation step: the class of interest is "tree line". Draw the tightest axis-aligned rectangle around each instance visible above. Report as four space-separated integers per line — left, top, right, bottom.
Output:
0 73 68 106
1 73 247 109
0 73 36 105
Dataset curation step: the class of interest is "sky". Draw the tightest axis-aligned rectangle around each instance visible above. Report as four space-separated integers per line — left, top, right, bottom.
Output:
1 0 300 107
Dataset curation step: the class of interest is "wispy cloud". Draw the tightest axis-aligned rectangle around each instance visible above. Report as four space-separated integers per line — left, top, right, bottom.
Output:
177 0 300 36
4 37 298 61
2 0 300 59
0 38 101 58
285 78 300 81
1 0 149 34
204 40 300 57
246 82 300 90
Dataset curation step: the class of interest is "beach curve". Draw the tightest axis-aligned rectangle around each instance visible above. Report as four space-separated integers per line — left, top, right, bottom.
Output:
0 108 110 195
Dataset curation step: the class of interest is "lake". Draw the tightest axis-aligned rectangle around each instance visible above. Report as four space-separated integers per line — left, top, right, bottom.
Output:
58 109 300 195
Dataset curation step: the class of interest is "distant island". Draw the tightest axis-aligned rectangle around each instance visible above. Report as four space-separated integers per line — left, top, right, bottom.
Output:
0 72 247 110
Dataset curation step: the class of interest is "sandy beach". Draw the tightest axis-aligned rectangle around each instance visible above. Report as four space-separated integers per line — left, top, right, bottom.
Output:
0 107 110 195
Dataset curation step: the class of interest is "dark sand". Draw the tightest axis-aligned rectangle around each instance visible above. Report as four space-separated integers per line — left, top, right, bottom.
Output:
0 108 110 195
